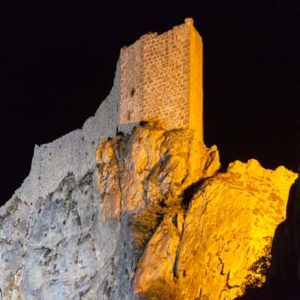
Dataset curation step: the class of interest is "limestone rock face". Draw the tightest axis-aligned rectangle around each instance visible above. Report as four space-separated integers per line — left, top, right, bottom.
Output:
96 120 220 219
0 120 297 300
131 157 297 299
95 120 220 298
0 172 122 300
0 120 220 300
176 160 297 299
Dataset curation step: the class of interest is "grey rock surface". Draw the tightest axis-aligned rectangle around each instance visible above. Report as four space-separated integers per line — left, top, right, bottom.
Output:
0 101 297 300
0 95 218 299
0 61 126 300
0 170 127 299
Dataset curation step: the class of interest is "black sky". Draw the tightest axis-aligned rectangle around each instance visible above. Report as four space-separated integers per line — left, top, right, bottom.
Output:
0 0 300 205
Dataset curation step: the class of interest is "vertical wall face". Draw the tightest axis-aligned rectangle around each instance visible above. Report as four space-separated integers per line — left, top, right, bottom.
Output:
189 26 203 142
141 25 190 129
120 41 143 124
119 19 203 142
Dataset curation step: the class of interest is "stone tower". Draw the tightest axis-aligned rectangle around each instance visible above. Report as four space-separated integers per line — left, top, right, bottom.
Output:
119 18 203 142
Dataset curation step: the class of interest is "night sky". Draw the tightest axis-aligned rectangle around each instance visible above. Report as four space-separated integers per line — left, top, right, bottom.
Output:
1 0 300 205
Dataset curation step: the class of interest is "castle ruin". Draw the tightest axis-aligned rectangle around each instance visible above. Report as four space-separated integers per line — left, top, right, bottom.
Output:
119 18 203 141
9 19 203 211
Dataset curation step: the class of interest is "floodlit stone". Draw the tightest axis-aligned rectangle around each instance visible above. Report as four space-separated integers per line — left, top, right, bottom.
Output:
0 18 298 300
132 159 297 299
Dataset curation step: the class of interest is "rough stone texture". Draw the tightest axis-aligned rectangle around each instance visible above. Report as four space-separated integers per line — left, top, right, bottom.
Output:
175 160 297 300
0 117 297 299
96 119 219 220
131 159 297 299
0 60 120 300
0 20 299 300
96 120 220 299
6 62 120 209
0 120 220 300
0 171 125 300
119 18 203 142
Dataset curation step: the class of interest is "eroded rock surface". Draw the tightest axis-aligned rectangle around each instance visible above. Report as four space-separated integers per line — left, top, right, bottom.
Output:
0 121 297 300
96 120 220 299
175 160 297 299
0 172 124 299
131 157 297 299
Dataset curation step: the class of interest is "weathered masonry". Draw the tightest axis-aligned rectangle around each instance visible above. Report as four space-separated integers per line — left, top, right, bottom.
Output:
119 18 203 141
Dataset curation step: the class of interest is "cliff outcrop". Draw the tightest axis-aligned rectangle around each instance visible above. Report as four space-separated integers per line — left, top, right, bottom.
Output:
96 121 297 299
0 120 297 299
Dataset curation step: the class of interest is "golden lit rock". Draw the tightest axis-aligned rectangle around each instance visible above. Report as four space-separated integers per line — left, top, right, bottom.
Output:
96 121 297 299
96 120 220 219
96 137 122 220
96 119 220 258
133 215 181 297
175 159 297 299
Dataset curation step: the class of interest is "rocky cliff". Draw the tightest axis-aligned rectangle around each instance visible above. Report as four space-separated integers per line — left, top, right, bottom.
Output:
0 118 297 299
1 19 299 300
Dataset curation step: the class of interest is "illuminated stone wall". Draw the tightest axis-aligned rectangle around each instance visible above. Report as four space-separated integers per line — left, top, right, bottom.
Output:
119 18 203 141
120 40 143 124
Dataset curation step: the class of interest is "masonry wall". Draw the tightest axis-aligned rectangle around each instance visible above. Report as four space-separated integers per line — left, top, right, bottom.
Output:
119 19 203 142
10 62 120 205
141 25 190 129
120 41 143 123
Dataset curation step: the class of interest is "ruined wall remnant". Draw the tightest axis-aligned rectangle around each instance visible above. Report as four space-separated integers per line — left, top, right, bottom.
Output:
119 18 203 142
